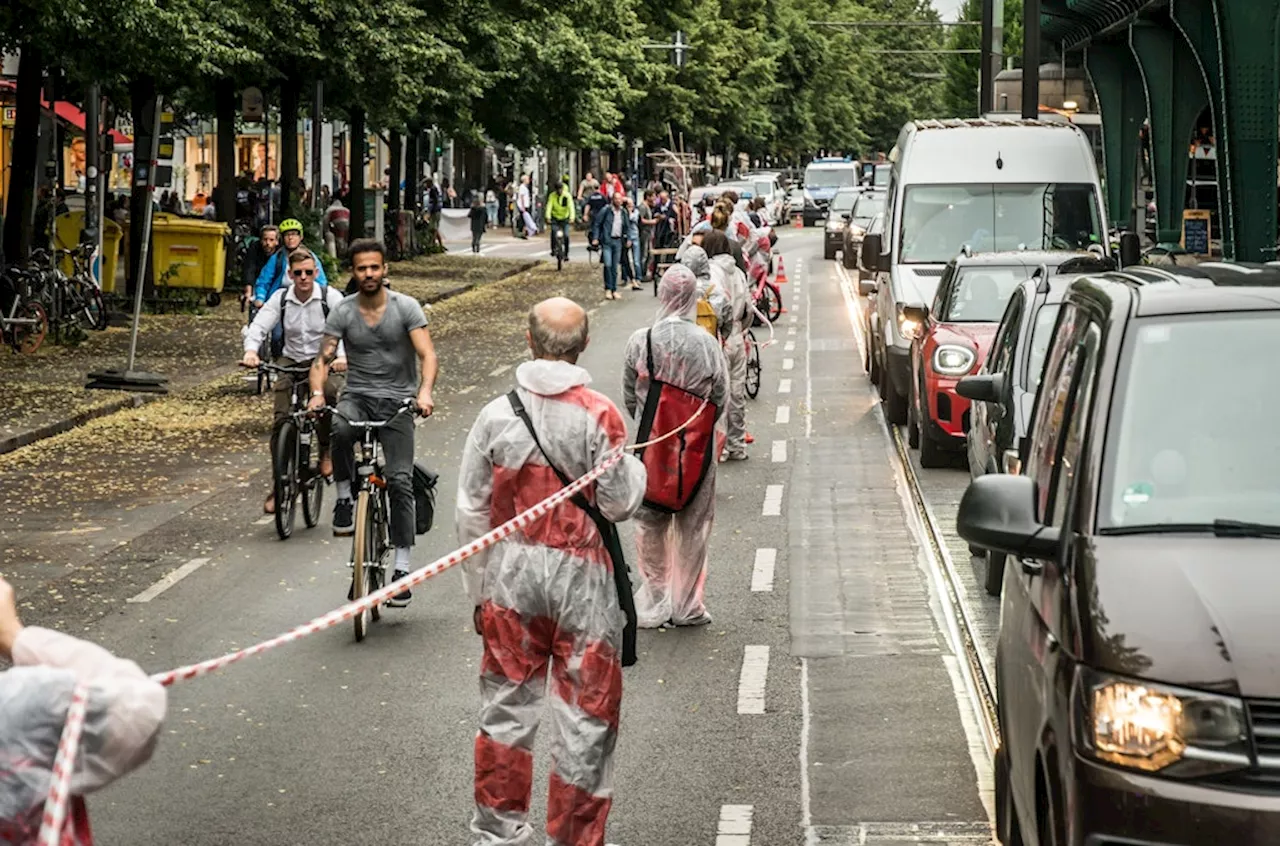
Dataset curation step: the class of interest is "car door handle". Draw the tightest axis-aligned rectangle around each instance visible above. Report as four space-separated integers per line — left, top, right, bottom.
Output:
1020 558 1044 577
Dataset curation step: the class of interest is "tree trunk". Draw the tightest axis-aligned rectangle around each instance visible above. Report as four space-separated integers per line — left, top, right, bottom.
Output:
128 75 157 298
347 107 366 246
388 130 402 212
2 46 44 263
279 77 299 215
403 125 419 215
214 79 237 225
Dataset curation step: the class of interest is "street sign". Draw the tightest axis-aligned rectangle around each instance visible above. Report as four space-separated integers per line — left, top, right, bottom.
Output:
1 107 15 126
1182 209 1211 256
242 87 265 122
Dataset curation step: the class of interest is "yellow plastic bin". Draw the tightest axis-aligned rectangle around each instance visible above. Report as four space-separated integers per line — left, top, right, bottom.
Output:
53 212 124 294
151 217 230 305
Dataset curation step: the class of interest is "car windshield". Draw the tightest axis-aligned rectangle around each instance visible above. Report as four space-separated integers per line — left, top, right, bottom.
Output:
830 191 858 214
754 182 775 198
941 266 1032 322
853 193 885 221
1022 303 1060 389
805 167 858 189
899 183 1102 263
1100 313 1280 530
873 165 890 187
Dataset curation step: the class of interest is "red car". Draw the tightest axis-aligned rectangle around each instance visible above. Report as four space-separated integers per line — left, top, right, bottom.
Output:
903 251 1090 467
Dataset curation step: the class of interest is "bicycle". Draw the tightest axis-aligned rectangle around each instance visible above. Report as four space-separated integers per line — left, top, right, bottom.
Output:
745 329 762 398
751 262 782 326
552 224 569 271
54 244 108 332
327 401 416 642
249 362 328 541
0 281 49 354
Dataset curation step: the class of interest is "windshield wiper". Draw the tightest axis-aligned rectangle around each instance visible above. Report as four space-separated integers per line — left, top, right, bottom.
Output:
1101 521 1280 538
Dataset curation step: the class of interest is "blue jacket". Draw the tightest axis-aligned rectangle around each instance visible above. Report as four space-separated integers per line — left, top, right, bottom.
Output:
594 206 635 245
254 248 329 303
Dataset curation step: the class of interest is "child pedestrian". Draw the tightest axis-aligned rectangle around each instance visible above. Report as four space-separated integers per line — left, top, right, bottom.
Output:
468 196 488 253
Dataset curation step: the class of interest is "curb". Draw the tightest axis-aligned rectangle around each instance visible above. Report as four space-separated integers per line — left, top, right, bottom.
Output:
0 394 146 456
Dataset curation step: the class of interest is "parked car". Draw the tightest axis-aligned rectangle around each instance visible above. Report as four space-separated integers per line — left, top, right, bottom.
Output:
861 117 1111 425
841 191 885 270
955 254 1114 595
823 188 860 260
858 213 886 380
741 171 786 223
902 251 1095 468
958 262 1280 846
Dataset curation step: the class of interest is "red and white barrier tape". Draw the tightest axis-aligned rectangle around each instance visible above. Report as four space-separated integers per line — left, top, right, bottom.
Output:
36 683 88 846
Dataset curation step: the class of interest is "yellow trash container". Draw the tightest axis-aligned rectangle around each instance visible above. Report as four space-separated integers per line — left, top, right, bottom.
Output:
150 217 230 305
53 212 125 294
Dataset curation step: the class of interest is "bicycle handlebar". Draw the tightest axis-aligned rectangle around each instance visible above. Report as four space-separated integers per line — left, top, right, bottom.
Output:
240 361 312 376
319 399 419 427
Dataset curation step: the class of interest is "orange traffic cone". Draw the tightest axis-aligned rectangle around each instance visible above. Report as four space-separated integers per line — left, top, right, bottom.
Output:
775 255 789 285
792 213 802 229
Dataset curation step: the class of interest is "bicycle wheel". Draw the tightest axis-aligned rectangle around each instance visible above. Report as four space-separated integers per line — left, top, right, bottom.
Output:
273 421 299 540
11 301 48 354
761 282 782 323
746 332 762 399
69 280 107 330
352 490 372 641
300 428 325 529
369 492 387 623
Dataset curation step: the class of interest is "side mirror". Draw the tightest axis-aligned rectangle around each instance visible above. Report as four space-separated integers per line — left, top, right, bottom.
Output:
901 302 928 326
956 372 1005 403
956 474 1060 559
858 276 878 296
841 213 851 221
1119 231 1141 268
860 233 885 272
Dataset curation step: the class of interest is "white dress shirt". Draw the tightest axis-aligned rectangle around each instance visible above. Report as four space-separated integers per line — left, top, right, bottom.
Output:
243 283 346 361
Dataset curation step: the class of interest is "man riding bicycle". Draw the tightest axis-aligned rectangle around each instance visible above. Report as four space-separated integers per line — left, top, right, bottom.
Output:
546 176 575 259
309 238 439 608
243 250 347 515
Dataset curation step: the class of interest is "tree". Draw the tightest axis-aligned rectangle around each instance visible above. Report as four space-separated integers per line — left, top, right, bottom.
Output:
941 0 1024 117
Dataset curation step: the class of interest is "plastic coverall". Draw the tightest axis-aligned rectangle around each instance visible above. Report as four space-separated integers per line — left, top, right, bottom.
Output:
1 627 167 845
710 253 751 457
622 265 730 627
457 359 646 846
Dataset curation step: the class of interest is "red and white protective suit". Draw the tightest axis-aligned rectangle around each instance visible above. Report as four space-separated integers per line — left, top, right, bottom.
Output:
623 265 729 626
1 627 167 845
709 252 751 457
458 359 646 846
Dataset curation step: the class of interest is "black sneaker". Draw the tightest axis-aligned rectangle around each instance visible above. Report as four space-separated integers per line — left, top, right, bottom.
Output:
385 571 412 608
332 499 354 536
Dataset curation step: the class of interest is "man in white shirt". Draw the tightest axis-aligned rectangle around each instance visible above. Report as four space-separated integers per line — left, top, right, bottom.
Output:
516 174 537 239
242 250 347 513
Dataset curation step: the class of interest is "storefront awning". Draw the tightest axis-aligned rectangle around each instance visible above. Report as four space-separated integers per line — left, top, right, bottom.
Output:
0 81 130 144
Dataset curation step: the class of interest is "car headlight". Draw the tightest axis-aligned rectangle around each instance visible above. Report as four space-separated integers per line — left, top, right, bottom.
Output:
1074 670 1250 777
826 219 845 232
848 225 866 238
932 345 976 375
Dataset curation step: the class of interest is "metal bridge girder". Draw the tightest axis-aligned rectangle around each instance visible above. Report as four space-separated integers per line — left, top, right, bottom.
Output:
1085 41 1146 229
1129 20 1209 244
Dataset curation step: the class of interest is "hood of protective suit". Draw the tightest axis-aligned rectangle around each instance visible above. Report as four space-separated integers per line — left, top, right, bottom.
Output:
516 359 591 396
656 264 700 323
680 246 711 284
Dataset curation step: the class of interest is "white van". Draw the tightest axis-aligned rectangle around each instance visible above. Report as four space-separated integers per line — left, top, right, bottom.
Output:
863 118 1110 424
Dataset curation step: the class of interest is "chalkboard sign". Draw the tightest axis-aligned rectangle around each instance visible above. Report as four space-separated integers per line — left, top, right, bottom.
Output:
1182 210 1211 256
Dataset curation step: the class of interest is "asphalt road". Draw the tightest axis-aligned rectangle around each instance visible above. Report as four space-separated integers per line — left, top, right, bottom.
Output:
76 228 993 845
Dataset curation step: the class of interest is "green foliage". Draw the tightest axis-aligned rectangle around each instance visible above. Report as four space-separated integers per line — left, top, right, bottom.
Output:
941 0 1025 117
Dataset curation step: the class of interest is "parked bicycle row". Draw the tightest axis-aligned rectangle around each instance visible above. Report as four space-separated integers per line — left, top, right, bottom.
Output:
1 242 110 354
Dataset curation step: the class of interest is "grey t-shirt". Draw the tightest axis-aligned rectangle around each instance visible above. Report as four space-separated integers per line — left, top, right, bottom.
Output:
324 289 428 400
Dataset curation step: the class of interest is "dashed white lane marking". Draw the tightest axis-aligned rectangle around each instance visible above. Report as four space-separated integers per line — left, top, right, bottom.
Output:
488 364 512 377
716 804 754 845
784 341 796 351
762 484 784 516
778 378 792 394
532 249 550 257
772 440 787 463
737 646 770 714
752 548 777 592
789 314 798 324
782 358 795 371
776 405 791 424
788 326 797 336
128 558 212 603
253 516 273 526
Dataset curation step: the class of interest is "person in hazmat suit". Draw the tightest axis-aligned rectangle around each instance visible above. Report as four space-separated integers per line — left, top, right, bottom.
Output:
703 230 751 461
623 265 730 627
457 297 647 846
0 575 167 845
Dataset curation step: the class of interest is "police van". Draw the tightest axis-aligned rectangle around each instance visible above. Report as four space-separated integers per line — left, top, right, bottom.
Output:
801 157 861 226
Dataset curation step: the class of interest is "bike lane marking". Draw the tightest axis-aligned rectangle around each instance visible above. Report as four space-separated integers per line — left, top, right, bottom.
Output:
128 558 212 603
716 803 754 845
772 441 787 463
775 406 791 424
737 646 771 715
762 484 784 516
778 378 792 394
752 549 777 593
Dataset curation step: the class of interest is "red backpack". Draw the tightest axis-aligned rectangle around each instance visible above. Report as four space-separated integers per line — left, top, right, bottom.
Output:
635 329 720 512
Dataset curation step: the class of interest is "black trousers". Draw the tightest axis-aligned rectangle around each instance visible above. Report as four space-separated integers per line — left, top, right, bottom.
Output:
332 394 417 549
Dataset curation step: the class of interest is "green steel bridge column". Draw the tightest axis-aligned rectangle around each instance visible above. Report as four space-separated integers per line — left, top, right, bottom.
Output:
1212 0 1280 262
1129 21 1209 245
1172 0 1233 257
1085 42 1146 230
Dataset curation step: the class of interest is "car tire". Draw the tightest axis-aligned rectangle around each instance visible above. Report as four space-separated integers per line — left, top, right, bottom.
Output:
907 386 921 449
984 551 1007 597
919 425 949 468
882 357 909 425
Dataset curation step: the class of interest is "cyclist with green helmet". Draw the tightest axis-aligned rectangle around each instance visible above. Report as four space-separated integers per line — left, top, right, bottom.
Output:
253 218 329 307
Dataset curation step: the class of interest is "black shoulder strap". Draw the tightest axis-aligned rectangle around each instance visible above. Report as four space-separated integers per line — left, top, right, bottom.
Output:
277 286 289 325
645 328 656 381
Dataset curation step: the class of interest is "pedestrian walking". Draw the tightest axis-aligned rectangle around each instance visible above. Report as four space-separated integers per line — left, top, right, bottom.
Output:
457 297 646 846
623 265 728 627
468 196 488 253
516 174 537 239
594 190 628 300
425 179 445 250
622 197 642 290
0 575 167 845
485 185 499 228
703 231 750 460
637 189 657 282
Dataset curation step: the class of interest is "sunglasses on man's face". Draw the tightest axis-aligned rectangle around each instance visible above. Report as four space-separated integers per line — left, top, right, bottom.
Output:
291 268 316 277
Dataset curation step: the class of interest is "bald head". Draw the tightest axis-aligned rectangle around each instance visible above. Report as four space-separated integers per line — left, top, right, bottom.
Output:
528 297 590 362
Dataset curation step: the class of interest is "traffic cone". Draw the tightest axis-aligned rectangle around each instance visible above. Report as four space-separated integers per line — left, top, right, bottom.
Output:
775 255 789 285
792 213 802 229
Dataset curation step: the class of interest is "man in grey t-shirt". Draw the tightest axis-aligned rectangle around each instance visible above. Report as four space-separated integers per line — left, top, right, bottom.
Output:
310 239 439 607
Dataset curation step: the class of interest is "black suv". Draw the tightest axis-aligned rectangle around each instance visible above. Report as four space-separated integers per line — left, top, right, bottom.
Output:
958 263 1280 846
